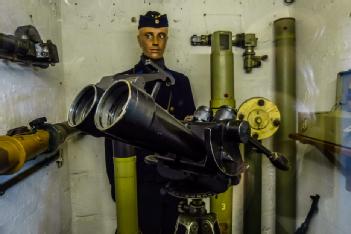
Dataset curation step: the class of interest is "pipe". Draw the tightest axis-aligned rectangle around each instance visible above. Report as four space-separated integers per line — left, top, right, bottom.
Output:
0 121 78 174
114 156 139 234
243 145 262 234
210 31 235 110
274 17 296 234
0 130 49 174
209 31 235 234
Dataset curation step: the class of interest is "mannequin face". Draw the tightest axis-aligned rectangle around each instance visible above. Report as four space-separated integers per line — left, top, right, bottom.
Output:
137 27 168 60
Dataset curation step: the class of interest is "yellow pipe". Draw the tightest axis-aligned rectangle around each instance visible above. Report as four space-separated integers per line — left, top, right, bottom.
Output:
0 130 50 174
114 156 139 234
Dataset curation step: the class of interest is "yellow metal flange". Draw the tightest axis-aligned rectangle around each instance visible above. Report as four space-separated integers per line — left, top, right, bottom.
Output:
237 97 280 140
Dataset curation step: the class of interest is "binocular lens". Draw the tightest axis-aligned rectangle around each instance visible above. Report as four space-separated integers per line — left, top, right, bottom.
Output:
68 85 98 127
95 81 130 130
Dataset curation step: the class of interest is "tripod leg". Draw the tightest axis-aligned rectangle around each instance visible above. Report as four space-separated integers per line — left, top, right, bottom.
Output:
199 213 221 234
174 214 199 234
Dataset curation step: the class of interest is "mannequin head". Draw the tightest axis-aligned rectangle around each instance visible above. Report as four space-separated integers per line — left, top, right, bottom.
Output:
137 11 169 60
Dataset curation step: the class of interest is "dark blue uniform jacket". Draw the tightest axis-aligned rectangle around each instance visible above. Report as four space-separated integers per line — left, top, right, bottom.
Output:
105 56 195 234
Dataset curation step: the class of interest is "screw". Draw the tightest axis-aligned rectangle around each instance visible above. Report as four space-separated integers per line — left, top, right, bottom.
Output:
257 99 265 106
261 55 268 61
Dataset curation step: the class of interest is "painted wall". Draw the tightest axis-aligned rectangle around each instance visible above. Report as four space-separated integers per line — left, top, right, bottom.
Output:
293 1 351 234
60 0 290 233
0 0 70 234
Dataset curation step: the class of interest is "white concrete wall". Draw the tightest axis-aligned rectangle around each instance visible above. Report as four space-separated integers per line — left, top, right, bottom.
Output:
0 0 70 234
293 1 351 234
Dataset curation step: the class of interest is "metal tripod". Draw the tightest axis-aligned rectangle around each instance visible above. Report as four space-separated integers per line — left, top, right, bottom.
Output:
174 198 220 234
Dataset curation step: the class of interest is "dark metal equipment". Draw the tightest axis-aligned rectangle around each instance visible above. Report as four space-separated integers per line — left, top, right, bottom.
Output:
175 199 220 234
295 195 320 234
68 59 175 137
0 25 59 68
95 81 245 194
69 79 289 197
68 60 289 233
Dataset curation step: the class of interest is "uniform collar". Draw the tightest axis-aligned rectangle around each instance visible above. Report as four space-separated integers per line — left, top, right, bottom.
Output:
134 55 167 73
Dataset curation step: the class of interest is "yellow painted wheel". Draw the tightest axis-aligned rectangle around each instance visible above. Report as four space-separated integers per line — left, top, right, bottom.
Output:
237 97 280 140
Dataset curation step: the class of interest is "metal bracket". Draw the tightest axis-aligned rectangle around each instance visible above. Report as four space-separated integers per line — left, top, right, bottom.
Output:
56 149 64 168
144 59 175 86
97 59 175 100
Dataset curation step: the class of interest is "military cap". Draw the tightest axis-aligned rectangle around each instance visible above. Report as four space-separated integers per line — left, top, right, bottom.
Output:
138 11 168 29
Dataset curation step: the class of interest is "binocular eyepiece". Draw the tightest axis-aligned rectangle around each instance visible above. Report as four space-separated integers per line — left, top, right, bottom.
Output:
68 85 106 137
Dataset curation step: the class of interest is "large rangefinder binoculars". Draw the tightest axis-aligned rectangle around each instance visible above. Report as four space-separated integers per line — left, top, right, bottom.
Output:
68 74 288 195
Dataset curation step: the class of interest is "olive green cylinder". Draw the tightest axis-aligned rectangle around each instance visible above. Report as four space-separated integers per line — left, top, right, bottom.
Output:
210 31 235 234
243 145 262 234
210 31 235 109
210 187 233 234
273 17 297 234
114 156 139 234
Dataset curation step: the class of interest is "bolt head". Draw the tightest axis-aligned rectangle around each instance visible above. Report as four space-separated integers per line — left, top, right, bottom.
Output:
273 119 280 127
257 99 265 106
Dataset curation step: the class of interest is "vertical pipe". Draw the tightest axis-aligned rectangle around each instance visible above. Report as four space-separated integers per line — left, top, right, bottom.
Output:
210 31 235 110
114 156 139 234
273 17 297 234
210 31 235 234
243 145 262 234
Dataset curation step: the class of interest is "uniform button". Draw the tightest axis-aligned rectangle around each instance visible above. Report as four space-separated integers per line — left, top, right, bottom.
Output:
169 106 175 113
